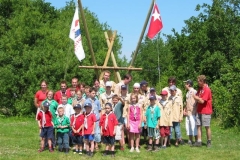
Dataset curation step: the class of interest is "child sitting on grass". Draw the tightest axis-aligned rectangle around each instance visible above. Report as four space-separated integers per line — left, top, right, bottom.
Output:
100 103 118 157
71 104 85 155
37 101 54 152
54 107 70 153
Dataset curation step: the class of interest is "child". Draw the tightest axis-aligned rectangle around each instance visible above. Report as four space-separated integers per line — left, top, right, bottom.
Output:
72 90 85 109
145 95 161 151
127 94 142 153
83 103 96 157
169 85 184 146
84 87 102 151
99 81 114 113
71 104 85 155
54 107 70 153
56 95 75 119
159 91 172 149
68 88 77 105
112 94 125 150
37 101 54 152
100 103 118 157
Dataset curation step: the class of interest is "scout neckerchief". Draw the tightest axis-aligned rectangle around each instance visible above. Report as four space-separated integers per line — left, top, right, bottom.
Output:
72 113 81 128
104 111 113 130
105 92 113 102
84 112 92 129
40 110 46 128
132 103 138 120
57 115 65 126
46 99 52 105
169 96 177 105
160 99 168 107
150 105 156 119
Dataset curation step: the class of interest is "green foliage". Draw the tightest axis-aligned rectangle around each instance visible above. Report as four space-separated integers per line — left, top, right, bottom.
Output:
0 0 124 115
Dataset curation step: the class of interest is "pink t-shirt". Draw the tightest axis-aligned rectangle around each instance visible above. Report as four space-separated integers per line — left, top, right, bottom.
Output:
129 104 141 121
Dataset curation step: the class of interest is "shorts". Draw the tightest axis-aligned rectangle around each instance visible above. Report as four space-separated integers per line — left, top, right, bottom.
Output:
147 127 160 139
160 126 170 137
103 136 115 145
72 135 84 145
84 134 94 141
94 121 101 142
40 126 53 139
196 113 211 126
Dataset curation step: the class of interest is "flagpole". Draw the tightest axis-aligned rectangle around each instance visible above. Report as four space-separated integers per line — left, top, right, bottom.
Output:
128 0 155 72
157 33 161 91
77 0 99 77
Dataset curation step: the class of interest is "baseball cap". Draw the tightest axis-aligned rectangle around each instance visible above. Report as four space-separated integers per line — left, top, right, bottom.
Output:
140 80 148 86
160 90 168 95
43 101 50 107
150 88 155 92
183 79 193 86
73 104 81 109
121 85 127 90
169 85 177 91
149 95 156 100
84 103 92 108
133 83 140 88
106 81 112 87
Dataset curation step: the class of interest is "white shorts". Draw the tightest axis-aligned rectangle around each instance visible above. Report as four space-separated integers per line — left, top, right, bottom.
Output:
185 115 197 136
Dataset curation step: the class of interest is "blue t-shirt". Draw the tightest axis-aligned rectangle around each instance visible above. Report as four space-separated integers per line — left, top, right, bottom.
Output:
145 105 161 128
84 98 101 121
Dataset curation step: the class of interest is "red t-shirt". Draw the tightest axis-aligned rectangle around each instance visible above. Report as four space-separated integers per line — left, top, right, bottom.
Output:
35 90 47 107
70 114 85 136
84 113 96 135
196 85 212 114
100 112 118 136
37 111 53 127
54 90 71 104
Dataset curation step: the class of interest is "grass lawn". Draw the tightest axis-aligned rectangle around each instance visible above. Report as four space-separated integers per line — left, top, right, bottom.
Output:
0 117 239 160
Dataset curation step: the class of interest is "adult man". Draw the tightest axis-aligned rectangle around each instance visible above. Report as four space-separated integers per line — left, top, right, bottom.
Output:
192 75 212 147
162 77 183 99
66 77 80 96
114 74 132 96
99 70 116 91
183 80 197 145
140 80 150 98
54 81 71 104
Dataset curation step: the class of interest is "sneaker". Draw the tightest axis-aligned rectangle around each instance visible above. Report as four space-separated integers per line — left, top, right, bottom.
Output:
192 141 202 147
179 140 185 145
161 146 166 149
79 151 83 155
147 145 152 151
130 147 134 152
207 140 211 148
188 141 192 145
38 148 44 153
73 150 79 154
152 146 160 152
135 147 140 153
120 146 124 151
89 152 94 157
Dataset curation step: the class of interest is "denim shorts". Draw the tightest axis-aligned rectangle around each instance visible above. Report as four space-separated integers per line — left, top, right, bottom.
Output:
84 134 94 141
40 126 53 139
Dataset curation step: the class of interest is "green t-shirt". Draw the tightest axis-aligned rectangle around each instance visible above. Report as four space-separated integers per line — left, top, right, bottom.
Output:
42 99 58 122
113 101 124 124
67 96 77 105
145 105 161 128
54 115 70 133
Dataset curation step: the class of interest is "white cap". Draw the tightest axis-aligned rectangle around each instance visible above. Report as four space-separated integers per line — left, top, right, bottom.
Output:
133 83 140 88
106 81 112 87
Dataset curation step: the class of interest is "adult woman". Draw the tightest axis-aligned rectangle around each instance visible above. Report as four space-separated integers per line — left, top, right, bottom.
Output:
34 80 48 119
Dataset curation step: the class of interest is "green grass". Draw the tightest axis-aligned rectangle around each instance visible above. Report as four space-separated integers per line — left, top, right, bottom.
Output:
0 117 239 160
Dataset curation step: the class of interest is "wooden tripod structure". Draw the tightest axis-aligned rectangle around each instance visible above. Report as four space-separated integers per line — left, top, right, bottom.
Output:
77 0 155 83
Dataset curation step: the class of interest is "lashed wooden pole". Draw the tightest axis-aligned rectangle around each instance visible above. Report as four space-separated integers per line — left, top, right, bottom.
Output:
128 0 155 73
78 0 99 77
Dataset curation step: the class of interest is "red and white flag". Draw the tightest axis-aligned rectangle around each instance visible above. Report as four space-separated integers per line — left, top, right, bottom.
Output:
147 3 163 39
69 7 85 61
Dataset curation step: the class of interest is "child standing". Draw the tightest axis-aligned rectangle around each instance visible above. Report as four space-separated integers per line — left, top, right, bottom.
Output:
100 103 118 157
54 107 70 153
127 94 142 153
71 104 85 155
159 91 173 149
72 90 85 109
145 95 161 151
37 101 54 152
68 88 77 105
83 103 96 157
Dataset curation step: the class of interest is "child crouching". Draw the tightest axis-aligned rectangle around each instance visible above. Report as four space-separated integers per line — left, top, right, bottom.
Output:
100 103 118 157
71 104 85 155
54 107 70 153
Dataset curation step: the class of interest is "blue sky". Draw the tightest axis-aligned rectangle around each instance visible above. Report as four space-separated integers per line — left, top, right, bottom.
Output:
45 0 212 60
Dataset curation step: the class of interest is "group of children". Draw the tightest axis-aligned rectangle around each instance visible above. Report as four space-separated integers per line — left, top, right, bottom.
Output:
36 78 197 157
